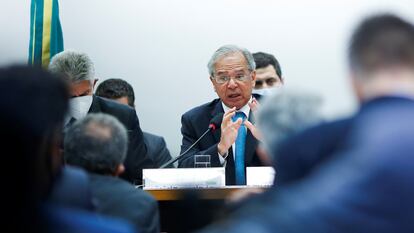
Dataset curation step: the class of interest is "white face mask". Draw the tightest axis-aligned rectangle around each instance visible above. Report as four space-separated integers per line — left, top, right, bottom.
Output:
252 86 282 96
68 95 93 120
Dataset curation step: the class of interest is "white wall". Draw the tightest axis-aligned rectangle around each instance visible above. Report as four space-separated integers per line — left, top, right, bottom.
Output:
1 0 414 156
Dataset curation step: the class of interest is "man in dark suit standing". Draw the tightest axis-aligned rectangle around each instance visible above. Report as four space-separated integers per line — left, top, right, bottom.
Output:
65 113 160 233
179 45 263 185
49 51 154 184
199 14 414 233
95 78 173 168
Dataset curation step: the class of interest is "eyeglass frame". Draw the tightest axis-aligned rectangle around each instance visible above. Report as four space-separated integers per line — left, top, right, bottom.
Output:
210 69 254 84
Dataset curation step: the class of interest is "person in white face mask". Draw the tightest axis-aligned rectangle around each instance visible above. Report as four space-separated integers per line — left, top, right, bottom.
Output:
49 50 155 185
252 52 284 96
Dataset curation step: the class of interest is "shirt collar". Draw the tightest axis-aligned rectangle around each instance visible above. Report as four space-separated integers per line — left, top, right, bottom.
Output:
221 96 252 118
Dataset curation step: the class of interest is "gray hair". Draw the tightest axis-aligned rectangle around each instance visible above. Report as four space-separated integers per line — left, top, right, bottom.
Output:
64 113 128 174
49 50 95 83
256 88 323 161
207 45 256 76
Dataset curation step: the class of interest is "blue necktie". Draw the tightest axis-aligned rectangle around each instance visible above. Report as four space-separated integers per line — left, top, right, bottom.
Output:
232 112 247 185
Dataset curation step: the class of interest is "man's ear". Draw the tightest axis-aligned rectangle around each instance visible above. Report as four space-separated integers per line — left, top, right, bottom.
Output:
251 70 256 87
210 76 217 93
350 71 364 103
92 79 98 90
113 164 125 177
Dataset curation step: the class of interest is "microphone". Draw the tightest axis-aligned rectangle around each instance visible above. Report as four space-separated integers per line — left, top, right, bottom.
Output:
160 113 224 168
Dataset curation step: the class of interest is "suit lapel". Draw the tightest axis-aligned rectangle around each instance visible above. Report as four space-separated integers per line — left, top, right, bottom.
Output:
244 109 258 164
211 100 224 143
88 95 101 113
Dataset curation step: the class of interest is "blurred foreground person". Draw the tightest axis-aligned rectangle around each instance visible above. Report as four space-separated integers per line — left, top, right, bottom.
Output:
255 88 323 169
65 113 160 233
227 89 323 203
200 13 414 233
0 66 134 233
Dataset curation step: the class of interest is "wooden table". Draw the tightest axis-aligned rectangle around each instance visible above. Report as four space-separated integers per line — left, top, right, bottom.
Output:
146 186 258 201
145 186 267 232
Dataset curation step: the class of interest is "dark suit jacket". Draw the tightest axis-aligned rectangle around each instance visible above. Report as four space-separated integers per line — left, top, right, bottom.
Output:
143 132 173 168
273 118 352 186
43 203 135 233
89 173 160 233
88 96 154 184
199 96 414 233
49 166 94 211
178 97 263 185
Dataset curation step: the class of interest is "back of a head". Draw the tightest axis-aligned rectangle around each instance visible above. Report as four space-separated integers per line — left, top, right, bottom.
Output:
253 52 282 78
0 65 69 232
349 14 414 74
64 113 128 175
256 89 323 161
95 78 135 107
48 50 95 83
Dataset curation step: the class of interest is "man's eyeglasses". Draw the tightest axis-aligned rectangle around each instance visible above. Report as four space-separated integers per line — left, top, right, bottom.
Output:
212 71 252 84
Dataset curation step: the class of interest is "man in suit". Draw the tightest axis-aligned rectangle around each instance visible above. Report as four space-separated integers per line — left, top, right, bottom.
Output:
199 14 414 232
252 52 284 96
49 51 154 184
65 113 160 233
178 45 263 185
95 78 173 168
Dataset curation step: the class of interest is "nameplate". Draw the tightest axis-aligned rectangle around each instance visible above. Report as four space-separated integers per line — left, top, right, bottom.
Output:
143 168 226 190
246 166 275 187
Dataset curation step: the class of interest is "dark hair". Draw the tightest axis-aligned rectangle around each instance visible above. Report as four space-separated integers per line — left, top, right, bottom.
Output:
0 65 69 232
349 13 414 73
253 52 282 78
64 113 128 175
95 78 135 107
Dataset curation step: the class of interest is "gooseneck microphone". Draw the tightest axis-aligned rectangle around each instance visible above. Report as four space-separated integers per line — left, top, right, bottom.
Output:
160 113 224 168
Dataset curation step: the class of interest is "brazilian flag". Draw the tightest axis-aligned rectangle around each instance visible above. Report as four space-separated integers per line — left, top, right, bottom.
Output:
28 0 63 68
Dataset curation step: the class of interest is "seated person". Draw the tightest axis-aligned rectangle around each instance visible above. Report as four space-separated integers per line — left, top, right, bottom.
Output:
49 50 154 184
178 45 264 185
95 78 173 168
252 52 284 96
64 113 160 233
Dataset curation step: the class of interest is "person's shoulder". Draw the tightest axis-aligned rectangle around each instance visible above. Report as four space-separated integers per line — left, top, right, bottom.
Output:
305 117 352 136
93 96 137 125
94 96 135 114
89 174 155 201
143 131 165 144
277 116 353 155
182 98 220 118
143 131 163 141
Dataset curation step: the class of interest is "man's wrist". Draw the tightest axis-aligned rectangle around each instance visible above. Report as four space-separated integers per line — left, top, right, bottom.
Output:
217 143 228 157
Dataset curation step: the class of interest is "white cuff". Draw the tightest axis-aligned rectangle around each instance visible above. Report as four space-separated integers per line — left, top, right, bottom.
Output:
218 152 227 165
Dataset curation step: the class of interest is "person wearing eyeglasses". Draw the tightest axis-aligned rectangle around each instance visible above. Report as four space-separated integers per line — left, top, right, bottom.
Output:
178 45 264 185
252 52 284 96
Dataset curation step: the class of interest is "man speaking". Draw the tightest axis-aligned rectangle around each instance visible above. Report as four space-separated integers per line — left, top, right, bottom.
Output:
178 45 263 185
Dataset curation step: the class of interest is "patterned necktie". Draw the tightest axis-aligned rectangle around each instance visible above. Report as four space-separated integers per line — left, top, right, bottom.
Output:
232 111 247 185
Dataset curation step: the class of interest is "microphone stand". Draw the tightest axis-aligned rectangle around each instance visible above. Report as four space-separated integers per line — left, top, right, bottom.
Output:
160 127 213 168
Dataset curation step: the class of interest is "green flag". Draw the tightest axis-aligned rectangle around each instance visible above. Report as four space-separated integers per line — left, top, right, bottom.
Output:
28 0 64 68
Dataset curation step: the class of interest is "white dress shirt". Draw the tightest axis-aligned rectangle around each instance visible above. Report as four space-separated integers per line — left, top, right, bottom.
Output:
218 97 253 165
